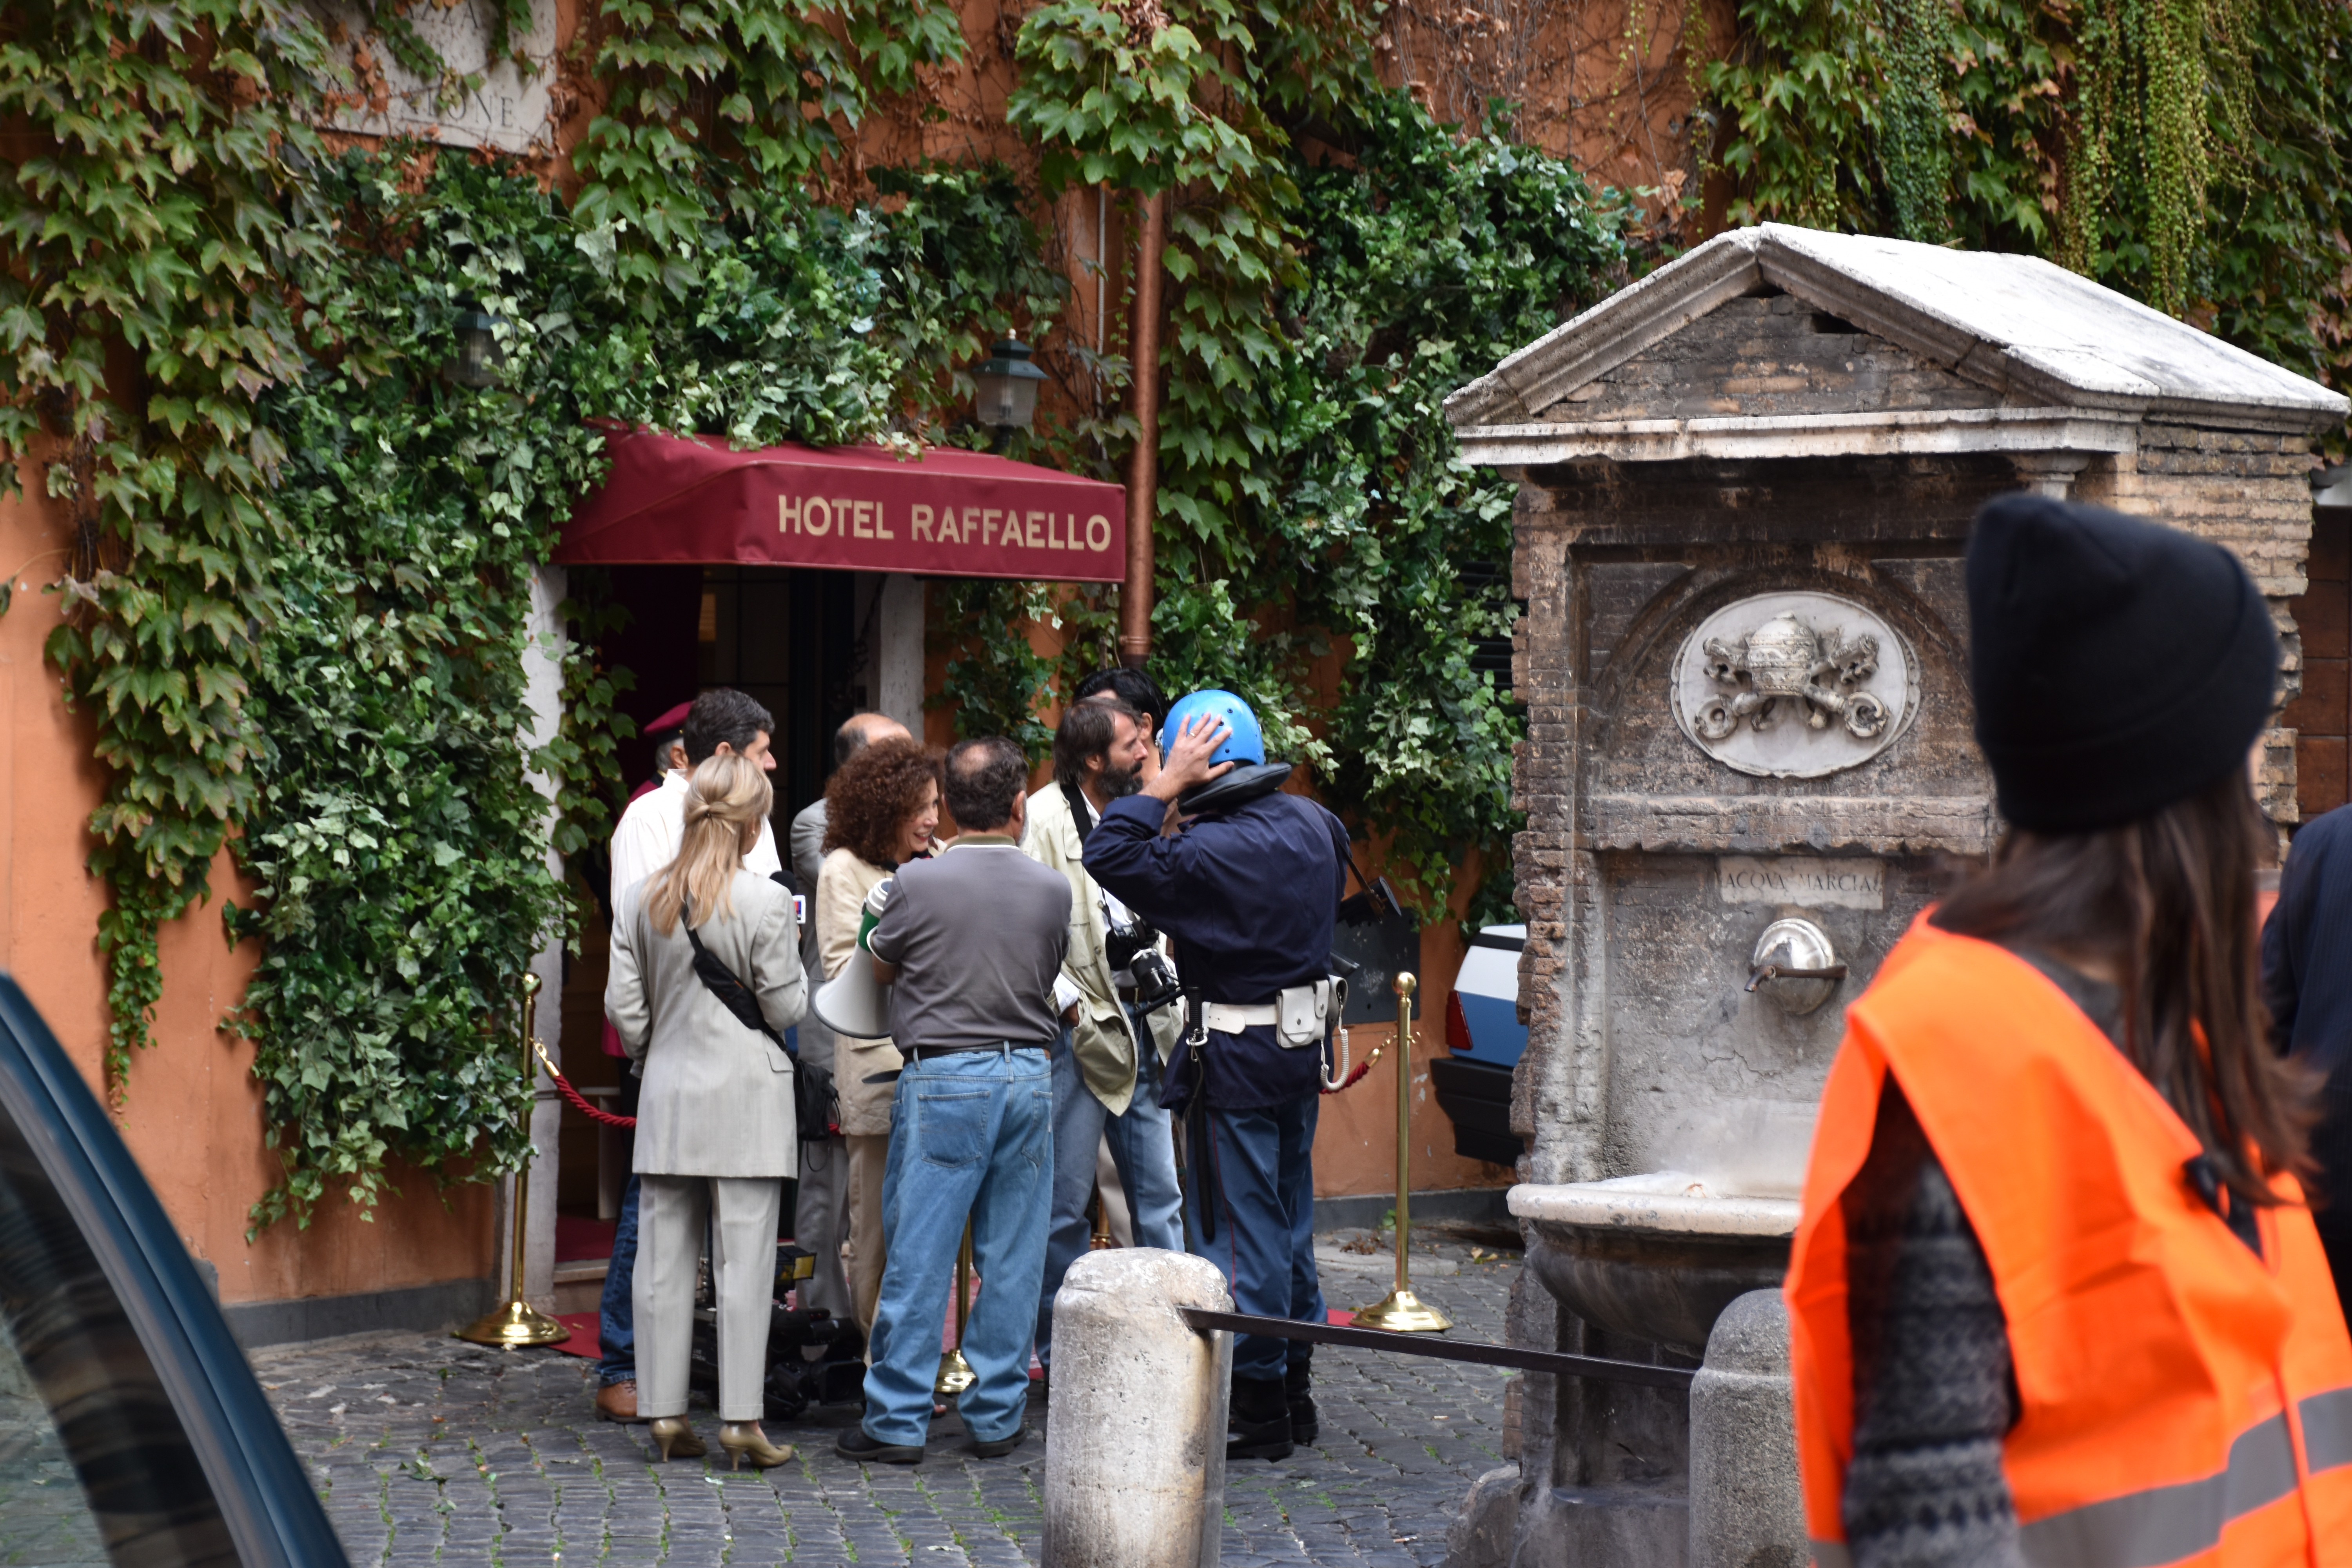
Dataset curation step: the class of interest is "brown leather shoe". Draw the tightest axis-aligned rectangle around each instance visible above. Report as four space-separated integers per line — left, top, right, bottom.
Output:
595 1380 643 1424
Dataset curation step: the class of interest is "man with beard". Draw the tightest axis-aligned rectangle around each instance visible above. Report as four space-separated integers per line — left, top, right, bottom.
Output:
1025 696 1188 1371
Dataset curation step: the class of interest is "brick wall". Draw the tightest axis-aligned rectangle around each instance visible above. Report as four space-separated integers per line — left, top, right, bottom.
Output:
2289 513 2350 820
2075 426 2319 822
1561 292 2000 423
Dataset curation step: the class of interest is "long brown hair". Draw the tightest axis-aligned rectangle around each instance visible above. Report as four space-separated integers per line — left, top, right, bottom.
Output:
643 753 773 936
1931 769 2311 1208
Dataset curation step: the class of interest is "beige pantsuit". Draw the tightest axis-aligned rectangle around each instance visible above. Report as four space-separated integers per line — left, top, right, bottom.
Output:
634 1175 782 1421
606 869 807 1424
816 848 903 1337
844 1132 890 1335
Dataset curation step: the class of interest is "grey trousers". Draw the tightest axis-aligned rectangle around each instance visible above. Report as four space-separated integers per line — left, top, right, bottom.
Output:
635 1174 782 1423
793 1137 853 1321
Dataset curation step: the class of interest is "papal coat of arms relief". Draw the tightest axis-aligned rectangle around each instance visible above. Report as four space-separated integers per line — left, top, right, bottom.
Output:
1670 592 1918 779
1695 614 1889 742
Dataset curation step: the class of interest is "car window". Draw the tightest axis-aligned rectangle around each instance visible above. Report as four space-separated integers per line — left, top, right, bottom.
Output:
0 1085 238 1566
0 1305 109 1567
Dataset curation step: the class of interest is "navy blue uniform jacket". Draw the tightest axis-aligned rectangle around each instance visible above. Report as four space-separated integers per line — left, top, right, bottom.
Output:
2263 802 2352 1224
1083 789 1350 1112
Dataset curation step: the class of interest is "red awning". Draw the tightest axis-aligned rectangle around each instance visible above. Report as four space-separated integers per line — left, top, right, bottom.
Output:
555 426 1127 582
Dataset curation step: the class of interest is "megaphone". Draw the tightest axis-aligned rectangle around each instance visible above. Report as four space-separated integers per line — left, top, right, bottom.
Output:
814 959 892 1040
814 874 897 1040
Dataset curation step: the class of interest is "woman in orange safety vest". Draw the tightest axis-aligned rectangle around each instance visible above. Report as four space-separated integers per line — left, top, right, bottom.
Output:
1788 494 2352 1568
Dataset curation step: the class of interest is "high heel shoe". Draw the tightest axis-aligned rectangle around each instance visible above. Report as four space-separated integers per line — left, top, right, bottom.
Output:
648 1417 705 1461
719 1422 795 1470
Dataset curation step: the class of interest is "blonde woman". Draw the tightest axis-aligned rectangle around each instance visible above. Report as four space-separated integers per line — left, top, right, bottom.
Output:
606 753 807 1469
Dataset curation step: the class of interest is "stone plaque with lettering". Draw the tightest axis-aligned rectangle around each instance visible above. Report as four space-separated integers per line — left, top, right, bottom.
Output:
323 0 559 154
1718 856 1886 910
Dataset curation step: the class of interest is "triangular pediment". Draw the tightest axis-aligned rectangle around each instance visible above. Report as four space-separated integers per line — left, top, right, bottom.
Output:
1445 225 2346 437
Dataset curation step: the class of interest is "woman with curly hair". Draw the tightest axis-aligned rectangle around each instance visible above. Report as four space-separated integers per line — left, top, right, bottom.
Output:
818 735 943 1338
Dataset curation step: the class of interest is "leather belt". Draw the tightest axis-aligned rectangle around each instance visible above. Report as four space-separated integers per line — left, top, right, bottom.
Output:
1200 1001 1278 1034
909 1041 1049 1062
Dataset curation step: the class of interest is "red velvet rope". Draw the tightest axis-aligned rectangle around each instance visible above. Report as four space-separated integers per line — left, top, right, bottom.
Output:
531 1039 637 1127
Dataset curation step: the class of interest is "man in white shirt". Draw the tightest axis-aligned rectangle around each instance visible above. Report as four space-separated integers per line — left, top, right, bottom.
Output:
786 711 907 1327
609 690 784 901
595 687 782 1426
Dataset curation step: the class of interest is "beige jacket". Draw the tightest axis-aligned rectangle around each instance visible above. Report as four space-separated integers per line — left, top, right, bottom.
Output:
606 871 806 1178
1024 780 1181 1116
816 847 902 1137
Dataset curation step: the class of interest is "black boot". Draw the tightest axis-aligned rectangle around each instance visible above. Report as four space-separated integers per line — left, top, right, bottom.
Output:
1228 1376 1293 1461
1284 1356 1317 1445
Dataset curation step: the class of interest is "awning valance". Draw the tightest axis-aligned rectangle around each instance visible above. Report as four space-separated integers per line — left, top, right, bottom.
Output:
556 426 1128 582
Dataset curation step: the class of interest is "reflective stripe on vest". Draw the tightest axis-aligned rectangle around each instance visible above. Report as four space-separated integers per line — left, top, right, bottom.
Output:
1787 915 2352 1568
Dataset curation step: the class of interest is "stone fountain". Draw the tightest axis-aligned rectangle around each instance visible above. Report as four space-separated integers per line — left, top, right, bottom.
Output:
1440 223 2345 1568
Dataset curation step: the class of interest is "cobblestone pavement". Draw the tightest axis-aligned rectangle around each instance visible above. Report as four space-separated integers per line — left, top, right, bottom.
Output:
254 1229 1520 1568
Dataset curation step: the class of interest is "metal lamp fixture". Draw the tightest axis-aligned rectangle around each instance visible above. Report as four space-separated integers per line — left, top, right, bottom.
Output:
447 300 505 389
973 338 1045 430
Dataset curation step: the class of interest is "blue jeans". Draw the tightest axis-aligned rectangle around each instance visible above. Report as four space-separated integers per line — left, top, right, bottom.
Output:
1183 1095 1324 1381
1035 1013 1183 1363
598 1172 640 1386
862 1047 1054 1447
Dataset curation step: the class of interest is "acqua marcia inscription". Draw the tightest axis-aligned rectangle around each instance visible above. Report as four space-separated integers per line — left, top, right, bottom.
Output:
1718 856 1886 910
1670 592 1920 779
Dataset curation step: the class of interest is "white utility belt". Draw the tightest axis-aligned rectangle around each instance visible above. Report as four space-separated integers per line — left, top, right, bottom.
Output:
1197 979 1336 1050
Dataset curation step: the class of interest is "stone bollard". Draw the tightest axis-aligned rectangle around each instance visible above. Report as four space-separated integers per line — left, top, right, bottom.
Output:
1689 1289 1806 1568
1042 1248 1234 1568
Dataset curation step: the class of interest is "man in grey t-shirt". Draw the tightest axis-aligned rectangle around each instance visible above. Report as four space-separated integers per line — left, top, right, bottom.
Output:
840 736 1071 1463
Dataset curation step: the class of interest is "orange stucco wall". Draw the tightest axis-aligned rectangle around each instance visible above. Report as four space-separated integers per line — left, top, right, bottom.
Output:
0 463 492 1307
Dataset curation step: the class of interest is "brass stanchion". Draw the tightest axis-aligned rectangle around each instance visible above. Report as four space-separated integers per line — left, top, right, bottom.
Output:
933 1220 977 1396
457 974 568 1348
1352 971 1452 1333
1089 1180 1116 1250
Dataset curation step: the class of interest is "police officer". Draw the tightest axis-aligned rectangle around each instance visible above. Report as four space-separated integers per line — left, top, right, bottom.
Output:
1083 690 1350 1461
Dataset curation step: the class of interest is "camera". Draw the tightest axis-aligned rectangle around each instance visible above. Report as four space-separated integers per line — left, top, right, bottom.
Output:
1105 911 1182 1013
1126 947 1182 1013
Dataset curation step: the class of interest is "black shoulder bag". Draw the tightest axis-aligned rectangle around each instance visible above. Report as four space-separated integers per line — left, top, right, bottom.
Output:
681 916 838 1143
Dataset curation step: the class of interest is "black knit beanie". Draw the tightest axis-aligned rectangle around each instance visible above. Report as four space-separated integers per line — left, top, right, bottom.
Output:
1966 494 2277 833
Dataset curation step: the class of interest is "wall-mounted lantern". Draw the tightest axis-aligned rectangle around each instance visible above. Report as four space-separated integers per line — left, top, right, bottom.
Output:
973 338 1045 431
447 301 505 389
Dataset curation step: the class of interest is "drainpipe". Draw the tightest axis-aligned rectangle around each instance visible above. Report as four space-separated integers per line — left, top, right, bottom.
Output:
1120 189 1167 669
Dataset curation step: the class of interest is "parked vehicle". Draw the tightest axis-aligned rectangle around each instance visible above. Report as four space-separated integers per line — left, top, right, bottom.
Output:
1430 924 1528 1168
0 976 346 1566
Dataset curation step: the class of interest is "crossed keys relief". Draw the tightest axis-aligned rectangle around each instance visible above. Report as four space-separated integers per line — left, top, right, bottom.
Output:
1693 613 1890 742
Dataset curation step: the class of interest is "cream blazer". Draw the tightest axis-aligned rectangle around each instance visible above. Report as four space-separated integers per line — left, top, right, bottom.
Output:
815 847 903 1137
1023 780 1180 1115
607 870 806 1178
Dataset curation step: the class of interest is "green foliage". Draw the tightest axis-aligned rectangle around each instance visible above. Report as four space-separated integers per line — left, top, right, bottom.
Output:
0 0 333 1097
232 150 1069 1223
932 579 1064 762
944 87 1635 920
1879 0 1956 242
570 0 967 299
231 152 610 1227
1703 0 2352 416
1198 94 1632 911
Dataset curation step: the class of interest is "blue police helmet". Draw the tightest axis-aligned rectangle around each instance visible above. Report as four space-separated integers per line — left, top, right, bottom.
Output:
1161 689 1266 767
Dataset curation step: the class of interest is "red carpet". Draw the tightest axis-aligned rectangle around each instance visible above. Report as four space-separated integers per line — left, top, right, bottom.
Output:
1327 1308 1354 1326
555 1215 616 1263
551 1311 600 1358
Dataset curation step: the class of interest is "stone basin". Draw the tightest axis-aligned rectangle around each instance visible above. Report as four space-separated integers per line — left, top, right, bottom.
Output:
1511 1173 1800 1354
